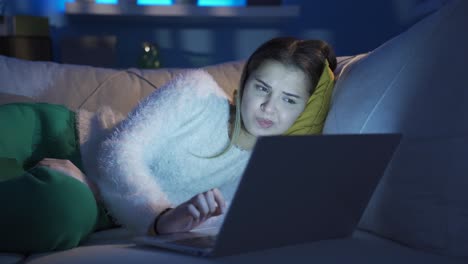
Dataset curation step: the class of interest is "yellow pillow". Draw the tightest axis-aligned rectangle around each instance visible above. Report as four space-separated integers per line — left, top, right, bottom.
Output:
283 60 335 135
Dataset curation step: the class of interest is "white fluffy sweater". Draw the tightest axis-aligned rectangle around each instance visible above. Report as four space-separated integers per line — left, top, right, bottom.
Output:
78 70 250 235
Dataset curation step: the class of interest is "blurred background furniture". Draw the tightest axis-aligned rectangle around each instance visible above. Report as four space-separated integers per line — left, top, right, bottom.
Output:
0 15 52 61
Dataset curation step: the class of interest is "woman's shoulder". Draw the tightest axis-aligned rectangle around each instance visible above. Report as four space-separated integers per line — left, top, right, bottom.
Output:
131 69 230 124
133 69 229 117
113 69 230 140
156 69 229 101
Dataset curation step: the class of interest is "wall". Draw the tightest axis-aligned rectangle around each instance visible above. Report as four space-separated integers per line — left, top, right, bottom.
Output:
3 0 449 68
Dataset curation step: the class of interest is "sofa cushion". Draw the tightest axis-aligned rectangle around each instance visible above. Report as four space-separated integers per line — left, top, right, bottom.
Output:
323 0 468 257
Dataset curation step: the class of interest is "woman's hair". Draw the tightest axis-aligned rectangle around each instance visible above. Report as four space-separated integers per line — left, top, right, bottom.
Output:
240 37 337 97
215 36 336 157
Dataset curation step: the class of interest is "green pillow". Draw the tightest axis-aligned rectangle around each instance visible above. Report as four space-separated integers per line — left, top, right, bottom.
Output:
0 157 24 182
0 102 115 253
0 102 82 171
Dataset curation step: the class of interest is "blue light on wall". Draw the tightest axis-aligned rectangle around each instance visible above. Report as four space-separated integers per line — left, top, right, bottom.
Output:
83 0 247 6
198 0 246 6
96 0 118 4
137 0 172 5
58 0 75 11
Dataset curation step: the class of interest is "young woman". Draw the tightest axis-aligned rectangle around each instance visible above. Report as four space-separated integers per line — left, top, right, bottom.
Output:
97 36 337 236
0 37 336 253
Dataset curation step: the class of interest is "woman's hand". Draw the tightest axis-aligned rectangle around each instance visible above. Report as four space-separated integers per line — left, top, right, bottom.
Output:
35 158 101 202
155 188 226 235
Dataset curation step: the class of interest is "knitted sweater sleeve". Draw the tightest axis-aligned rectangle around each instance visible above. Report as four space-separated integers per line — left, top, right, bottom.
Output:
96 70 228 235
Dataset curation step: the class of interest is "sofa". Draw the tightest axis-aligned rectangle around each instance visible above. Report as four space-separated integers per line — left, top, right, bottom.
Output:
1 0 467 263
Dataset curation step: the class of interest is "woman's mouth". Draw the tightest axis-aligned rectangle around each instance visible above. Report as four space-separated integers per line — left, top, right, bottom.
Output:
256 118 274 128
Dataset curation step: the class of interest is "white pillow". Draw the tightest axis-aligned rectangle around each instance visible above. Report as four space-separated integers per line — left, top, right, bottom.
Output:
323 0 468 257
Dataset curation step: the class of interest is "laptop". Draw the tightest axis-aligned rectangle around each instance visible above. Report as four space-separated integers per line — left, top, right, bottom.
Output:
133 133 402 257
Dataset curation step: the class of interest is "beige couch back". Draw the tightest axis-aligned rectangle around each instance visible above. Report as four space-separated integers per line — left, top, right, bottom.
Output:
0 55 355 115
0 55 245 115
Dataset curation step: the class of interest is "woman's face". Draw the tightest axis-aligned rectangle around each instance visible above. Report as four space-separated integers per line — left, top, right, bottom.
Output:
241 60 311 137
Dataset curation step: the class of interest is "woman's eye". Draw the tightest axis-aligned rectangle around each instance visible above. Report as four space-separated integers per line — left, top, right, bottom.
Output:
255 85 269 93
283 97 297 104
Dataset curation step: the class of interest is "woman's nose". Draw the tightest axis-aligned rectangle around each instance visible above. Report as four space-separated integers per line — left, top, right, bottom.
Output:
260 99 275 113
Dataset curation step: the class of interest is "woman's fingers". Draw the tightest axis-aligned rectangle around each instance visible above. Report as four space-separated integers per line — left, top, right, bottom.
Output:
192 193 210 220
164 189 227 233
189 189 226 221
211 188 226 215
187 203 201 221
204 190 218 214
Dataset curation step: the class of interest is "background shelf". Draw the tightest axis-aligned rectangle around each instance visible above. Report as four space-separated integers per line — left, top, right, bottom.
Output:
65 2 300 17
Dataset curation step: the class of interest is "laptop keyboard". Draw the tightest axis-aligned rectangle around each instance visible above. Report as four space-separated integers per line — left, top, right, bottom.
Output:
172 235 217 249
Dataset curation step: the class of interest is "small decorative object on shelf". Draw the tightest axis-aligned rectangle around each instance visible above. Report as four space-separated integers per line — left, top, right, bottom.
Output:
138 42 161 69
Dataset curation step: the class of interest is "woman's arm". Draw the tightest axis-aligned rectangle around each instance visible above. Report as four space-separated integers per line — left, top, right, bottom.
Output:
96 70 229 235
